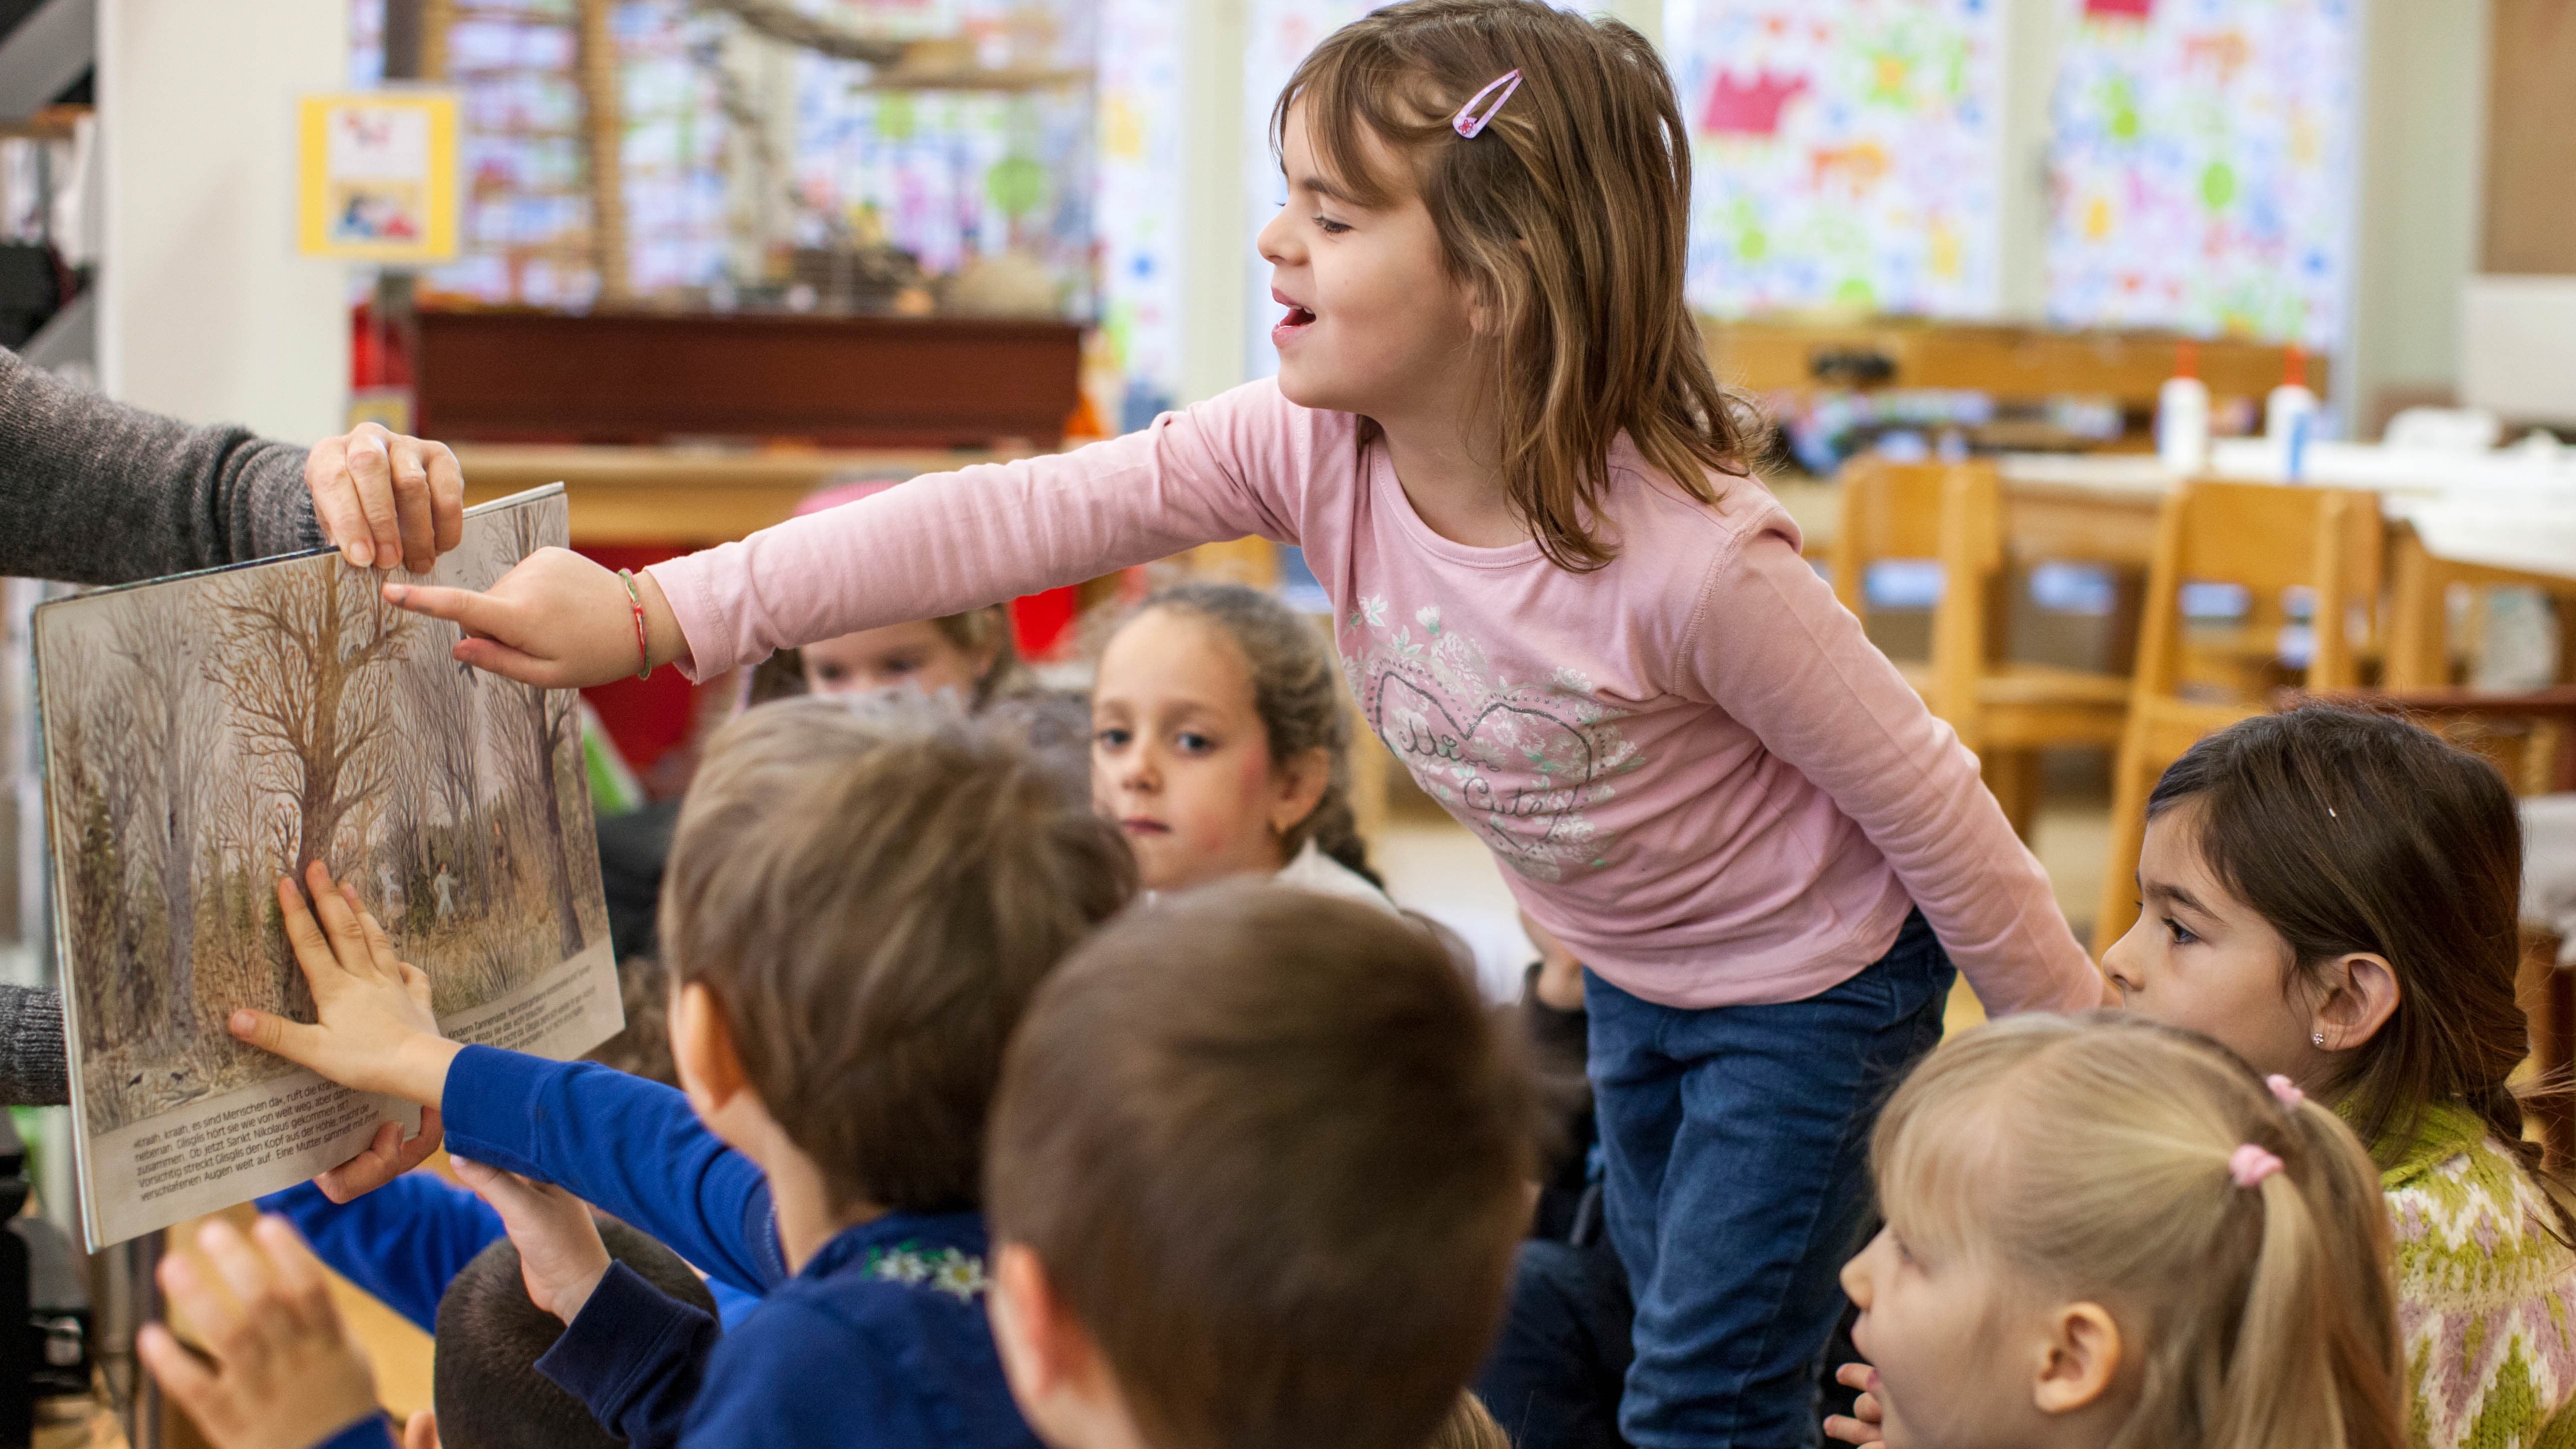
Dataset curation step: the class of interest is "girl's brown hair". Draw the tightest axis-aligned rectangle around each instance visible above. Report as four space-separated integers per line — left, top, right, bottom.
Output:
1878 1014 2404 1449
2145 704 2565 1229
1276 0 1764 573
1132 583 1380 886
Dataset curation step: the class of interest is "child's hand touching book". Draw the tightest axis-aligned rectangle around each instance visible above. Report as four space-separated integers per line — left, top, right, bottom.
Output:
228 860 462 1115
383 546 689 689
137 1216 386 1449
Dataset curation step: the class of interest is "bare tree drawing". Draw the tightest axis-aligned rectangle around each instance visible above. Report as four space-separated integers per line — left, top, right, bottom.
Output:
107 596 219 1038
490 513 589 959
40 491 608 1136
406 639 488 903
207 565 418 877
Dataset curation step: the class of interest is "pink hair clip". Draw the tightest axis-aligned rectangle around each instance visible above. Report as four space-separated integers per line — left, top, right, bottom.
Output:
2265 1074 2305 1108
1452 68 1523 138
2228 1143 2284 1189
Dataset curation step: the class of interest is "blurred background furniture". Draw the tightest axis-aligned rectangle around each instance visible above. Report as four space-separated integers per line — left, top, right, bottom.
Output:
1832 458 2129 839
2091 482 2384 955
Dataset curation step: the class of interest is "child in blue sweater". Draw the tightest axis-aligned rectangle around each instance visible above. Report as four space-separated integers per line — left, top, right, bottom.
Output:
142 697 1135 1449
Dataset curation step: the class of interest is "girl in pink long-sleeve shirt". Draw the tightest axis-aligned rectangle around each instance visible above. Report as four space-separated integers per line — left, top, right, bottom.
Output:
389 3 2100 1442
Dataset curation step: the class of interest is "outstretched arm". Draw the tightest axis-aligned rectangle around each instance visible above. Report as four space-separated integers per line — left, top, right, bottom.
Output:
384 381 1312 688
235 862 781 1291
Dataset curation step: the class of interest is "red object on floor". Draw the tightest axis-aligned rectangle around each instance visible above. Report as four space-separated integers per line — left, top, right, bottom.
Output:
2083 0 2152 17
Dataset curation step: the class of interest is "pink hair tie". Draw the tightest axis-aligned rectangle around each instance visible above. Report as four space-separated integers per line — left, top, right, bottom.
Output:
1452 69 1523 138
2265 1074 2305 1109
2228 1144 2284 1189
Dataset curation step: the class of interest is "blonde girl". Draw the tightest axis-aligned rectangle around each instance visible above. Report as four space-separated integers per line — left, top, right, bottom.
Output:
379 2 2099 1437
1844 1014 2403 1449
1092 582 1389 908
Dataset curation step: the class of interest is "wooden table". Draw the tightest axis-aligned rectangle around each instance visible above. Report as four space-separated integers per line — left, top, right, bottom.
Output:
453 443 1030 546
1877 452 2576 692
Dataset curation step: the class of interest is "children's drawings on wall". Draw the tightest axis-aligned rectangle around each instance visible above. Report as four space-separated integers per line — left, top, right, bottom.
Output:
1241 0 1378 382
2044 0 2360 346
1666 0 2005 318
1095 0 1184 427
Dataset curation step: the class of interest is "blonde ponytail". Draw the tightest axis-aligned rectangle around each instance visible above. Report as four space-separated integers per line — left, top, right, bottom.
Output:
1875 1015 2403 1449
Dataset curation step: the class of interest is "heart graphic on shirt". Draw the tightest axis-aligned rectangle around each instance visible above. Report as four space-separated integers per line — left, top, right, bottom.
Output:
1366 670 1603 880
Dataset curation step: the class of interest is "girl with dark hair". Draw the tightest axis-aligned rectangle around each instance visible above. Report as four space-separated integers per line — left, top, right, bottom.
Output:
2097 704 2576 1449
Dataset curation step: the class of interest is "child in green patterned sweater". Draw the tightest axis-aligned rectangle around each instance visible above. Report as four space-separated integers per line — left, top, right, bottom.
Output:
2098 704 2576 1449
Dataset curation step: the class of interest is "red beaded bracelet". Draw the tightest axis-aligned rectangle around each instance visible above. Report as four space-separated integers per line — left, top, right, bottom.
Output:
617 568 652 680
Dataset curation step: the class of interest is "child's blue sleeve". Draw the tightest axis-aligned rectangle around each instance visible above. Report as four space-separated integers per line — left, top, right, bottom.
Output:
441 1045 785 1292
255 1178 503 1334
306 1416 396 1449
535 1260 716 1449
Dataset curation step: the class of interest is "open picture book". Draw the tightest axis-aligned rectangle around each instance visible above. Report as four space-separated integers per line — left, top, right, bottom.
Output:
36 484 624 1248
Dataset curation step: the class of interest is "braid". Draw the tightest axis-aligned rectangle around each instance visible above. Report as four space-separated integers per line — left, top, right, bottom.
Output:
2476 1079 2576 1245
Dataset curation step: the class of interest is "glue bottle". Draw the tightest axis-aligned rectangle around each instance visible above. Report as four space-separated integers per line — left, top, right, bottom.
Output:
2266 345 2319 482
2156 341 2211 475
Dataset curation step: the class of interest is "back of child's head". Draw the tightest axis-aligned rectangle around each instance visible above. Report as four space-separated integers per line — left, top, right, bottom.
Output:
1278 0 1762 571
433 1222 716 1449
1129 582 1378 884
987 884 1537 1449
1875 1014 2402 1449
2147 704 2530 1170
663 694 1135 1214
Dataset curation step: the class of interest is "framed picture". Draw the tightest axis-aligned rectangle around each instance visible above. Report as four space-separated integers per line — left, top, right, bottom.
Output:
297 90 460 264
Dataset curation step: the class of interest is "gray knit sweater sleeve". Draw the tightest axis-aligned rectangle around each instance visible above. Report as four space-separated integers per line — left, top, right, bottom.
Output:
0 347 327 1104
0 348 325 585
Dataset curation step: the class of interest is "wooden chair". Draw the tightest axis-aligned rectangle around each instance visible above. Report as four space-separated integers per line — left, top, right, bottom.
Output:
2090 482 2383 955
1834 458 2130 838
2382 523 2576 689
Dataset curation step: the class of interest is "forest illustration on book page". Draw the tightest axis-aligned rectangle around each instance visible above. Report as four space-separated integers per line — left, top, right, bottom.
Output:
37 489 611 1139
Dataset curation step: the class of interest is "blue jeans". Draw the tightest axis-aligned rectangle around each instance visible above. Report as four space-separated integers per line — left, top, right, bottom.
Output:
1589 910 1954 1449
1477 1234 1634 1449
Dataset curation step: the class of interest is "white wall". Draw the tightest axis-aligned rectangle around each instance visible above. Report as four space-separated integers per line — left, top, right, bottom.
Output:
97 0 350 442
2347 0 2491 429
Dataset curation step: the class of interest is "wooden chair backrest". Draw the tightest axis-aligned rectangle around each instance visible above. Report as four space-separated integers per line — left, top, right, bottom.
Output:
1832 458 2003 617
2136 481 2384 698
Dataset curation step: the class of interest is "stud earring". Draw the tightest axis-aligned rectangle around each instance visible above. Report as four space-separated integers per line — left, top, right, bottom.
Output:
2312 1032 2327 1048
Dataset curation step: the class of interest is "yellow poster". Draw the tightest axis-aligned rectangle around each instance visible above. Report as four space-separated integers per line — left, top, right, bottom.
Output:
297 91 458 263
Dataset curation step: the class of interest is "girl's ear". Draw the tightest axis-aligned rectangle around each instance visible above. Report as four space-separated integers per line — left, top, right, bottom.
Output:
1267 745 1334 837
2310 951 2402 1053
2031 1301 2122 1416
669 980 748 1116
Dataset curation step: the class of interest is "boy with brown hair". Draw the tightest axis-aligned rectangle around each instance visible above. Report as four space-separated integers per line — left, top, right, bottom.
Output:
174 697 1134 1449
984 884 1537 1449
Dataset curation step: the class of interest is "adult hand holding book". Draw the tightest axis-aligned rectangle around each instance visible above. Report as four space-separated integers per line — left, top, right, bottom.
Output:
229 861 464 1118
384 546 692 688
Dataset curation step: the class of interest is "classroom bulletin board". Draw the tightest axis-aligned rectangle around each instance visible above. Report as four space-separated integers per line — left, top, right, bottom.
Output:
2043 0 2361 347
1665 0 2007 319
